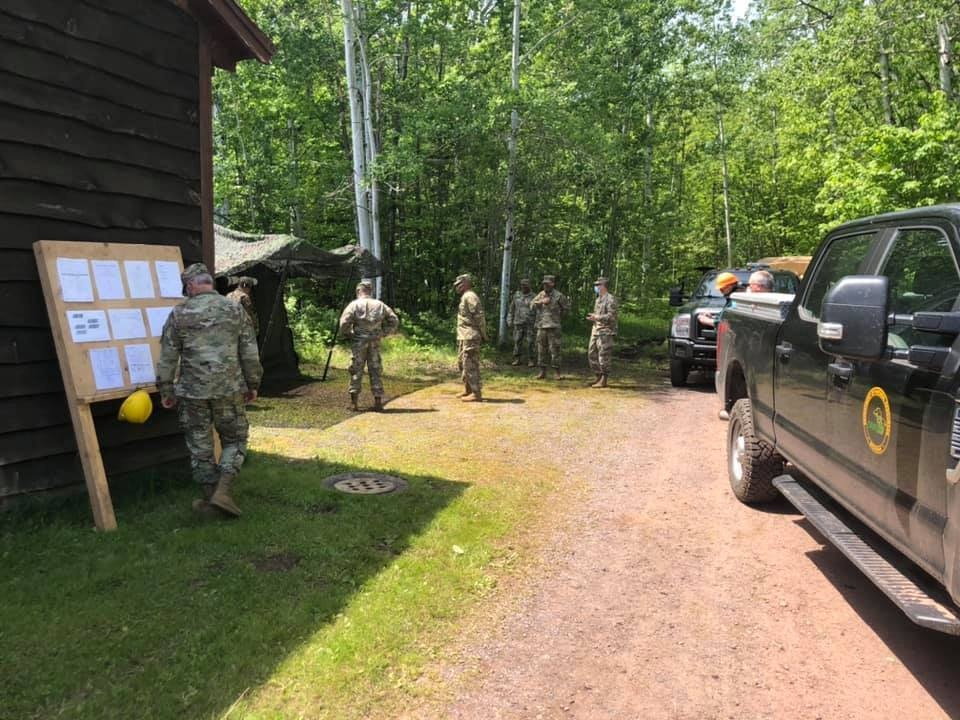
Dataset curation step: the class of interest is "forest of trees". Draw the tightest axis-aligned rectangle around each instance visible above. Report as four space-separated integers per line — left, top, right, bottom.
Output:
213 0 960 321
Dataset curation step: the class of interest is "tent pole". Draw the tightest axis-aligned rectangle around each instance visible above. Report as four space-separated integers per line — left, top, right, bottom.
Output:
322 268 357 382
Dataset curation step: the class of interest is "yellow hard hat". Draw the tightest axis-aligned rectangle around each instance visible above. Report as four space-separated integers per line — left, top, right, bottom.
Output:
118 390 153 424
715 272 739 293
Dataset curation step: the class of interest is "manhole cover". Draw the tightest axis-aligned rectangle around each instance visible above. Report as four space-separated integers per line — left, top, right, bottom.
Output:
323 472 407 495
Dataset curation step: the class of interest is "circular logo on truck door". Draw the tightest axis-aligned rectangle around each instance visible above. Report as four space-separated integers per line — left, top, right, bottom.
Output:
862 386 892 455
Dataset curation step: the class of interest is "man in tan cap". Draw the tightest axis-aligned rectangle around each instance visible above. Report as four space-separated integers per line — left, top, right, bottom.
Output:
226 276 259 335
158 263 262 518
339 279 399 411
586 276 618 388
530 274 570 379
453 273 487 402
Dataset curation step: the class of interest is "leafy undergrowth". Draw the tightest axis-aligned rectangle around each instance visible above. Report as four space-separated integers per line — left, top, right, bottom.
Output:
0 330 659 720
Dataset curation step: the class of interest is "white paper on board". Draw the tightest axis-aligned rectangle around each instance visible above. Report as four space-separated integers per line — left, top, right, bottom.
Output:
91 260 126 300
56 257 94 302
65 310 111 343
155 260 183 298
124 260 156 299
145 306 174 337
107 308 147 340
124 344 155 385
89 347 124 390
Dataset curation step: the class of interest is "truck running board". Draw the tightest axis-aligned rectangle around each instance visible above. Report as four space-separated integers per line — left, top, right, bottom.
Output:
773 475 960 635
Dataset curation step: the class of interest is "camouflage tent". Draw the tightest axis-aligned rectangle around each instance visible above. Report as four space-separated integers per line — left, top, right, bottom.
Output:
214 225 382 379
214 225 382 280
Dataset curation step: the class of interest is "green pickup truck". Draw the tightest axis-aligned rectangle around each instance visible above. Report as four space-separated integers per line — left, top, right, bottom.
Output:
718 204 960 634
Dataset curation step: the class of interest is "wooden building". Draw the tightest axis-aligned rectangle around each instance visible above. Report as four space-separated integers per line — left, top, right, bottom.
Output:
0 0 274 502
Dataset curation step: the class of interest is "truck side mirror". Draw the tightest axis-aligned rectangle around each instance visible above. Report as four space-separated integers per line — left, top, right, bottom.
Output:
669 287 685 307
817 275 888 360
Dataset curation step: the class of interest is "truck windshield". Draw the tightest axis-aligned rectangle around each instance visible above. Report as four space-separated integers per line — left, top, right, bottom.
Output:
693 271 797 298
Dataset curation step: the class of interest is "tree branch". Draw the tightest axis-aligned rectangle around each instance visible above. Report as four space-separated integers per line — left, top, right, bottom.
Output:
797 0 833 21
521 14 580 65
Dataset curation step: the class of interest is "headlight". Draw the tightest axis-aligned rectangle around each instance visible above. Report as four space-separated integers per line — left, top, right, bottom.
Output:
671 315 691 338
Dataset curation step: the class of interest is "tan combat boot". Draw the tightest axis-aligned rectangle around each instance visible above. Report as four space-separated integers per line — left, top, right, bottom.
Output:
527 359 536 367
589 373 601 386
349 392 359 411
591 374 608 388
511 358 520 366
374 396 384 412
554 368 562 380
535 367 546 380
191 482 219 516
457 384 471 398
461 392 482 403
209 473 242 517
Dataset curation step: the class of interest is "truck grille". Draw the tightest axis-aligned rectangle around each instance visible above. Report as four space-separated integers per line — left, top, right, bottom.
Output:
952 407 960 459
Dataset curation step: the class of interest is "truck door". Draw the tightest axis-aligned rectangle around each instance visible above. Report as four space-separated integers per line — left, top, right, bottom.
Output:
773 231 878 487
825 226 960 579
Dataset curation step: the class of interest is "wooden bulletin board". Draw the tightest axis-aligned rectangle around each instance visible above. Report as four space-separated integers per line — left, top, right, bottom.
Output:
34 241 186 531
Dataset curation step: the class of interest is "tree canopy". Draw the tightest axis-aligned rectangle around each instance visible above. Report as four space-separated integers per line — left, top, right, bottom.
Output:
214 0 960 311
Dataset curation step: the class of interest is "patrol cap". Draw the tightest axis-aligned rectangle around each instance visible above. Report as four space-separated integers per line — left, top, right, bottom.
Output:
181 263 210 285
542 275 556 285
356 279 374 292
453 273 472 287
593 276 609 286
520 278 531 286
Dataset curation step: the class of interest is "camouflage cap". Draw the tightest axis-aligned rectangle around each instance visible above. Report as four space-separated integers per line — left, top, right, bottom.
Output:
594 276 609 286
542 275 556 284
181 263 210 285
356 279 374 292
519 278 531 285
453 273 472 287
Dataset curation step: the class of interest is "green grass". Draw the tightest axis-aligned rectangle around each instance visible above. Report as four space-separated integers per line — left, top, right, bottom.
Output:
0 315 661 720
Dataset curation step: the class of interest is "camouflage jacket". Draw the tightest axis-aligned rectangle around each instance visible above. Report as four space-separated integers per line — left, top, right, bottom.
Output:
227 288 259 334
456 289 487 341
507 291 536 327
591 292 619 335
157 291 262 401
339 298 399 340
531 288 570 329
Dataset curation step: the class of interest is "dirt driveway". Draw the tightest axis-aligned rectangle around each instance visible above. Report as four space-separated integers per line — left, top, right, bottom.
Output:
435 380 960 720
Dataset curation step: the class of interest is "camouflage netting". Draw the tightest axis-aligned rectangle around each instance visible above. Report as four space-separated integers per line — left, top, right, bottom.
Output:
214 225 382 280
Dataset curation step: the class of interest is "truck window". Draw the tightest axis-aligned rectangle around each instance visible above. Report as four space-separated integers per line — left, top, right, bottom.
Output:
801 232 876 320
883 228 960 348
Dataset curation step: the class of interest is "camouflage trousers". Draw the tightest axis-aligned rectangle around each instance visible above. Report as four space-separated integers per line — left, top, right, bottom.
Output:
457 339 482 392
536 327 562 368
178 395 249 487
588 332 615 374
512 324 536 362
349 338 384 397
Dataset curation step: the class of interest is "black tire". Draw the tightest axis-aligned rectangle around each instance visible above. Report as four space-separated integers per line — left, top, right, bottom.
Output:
727 398 783 503
669 358 689 387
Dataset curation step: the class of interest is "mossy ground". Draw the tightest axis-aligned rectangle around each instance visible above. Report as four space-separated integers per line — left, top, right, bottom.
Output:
0 324 664 720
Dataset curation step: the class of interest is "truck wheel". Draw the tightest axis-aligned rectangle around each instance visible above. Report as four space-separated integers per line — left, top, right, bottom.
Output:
728 398 782 504
670 358 689 387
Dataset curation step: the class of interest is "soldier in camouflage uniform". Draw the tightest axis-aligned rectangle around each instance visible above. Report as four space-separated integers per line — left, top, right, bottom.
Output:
531 274 570 379
507 278 536 366
158 263 262 518
454 273 487 402
586 276 618 388
338 280 399 412
226 276 260 336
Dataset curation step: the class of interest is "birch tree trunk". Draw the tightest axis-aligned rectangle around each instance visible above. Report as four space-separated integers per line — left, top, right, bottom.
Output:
498 0 521 345
879 46 894 125
938 20 953 99
341 0 372 253
717 111 733 268
358 29 383 296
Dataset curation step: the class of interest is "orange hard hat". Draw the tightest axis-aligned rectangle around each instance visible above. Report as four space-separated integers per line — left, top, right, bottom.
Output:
715 272 739 293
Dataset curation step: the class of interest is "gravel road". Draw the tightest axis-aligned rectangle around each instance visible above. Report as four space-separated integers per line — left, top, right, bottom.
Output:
441 380 960 720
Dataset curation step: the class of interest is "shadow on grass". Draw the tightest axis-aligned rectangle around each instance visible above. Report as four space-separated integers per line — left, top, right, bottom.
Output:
0 451 466 720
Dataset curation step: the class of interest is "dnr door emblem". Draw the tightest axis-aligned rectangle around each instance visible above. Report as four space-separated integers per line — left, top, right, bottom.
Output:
862 386 892 455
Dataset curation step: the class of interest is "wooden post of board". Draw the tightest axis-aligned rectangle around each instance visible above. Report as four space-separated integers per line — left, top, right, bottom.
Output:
33 241 186 531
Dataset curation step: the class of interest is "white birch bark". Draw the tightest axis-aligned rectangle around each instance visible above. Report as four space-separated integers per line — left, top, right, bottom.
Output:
341 0 372 253
498 0 521 345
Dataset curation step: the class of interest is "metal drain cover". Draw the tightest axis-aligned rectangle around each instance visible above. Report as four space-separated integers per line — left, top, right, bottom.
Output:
323 472 407 495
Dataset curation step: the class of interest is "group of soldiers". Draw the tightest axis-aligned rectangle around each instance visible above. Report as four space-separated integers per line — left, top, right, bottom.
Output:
157 262 618 518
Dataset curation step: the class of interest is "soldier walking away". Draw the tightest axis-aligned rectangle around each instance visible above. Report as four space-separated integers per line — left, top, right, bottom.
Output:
158 263 262 518
507 278 537 366
587 276 618 388
531 274 570 379
338 280 399 412
454 273 487 402
226 276 260 336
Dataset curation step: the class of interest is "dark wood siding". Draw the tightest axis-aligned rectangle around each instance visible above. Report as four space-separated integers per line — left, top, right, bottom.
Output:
0 0 201 499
